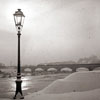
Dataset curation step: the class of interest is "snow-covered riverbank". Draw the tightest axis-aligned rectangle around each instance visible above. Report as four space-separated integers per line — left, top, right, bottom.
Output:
1 71 100 100
24 71 100 100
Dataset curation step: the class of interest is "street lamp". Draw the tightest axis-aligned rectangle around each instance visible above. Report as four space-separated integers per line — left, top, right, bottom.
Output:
13 9 25 99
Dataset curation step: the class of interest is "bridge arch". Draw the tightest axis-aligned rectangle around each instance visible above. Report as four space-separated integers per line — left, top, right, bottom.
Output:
47 68 57 73
93 67 100 71
35 68 44 72
34 68 44 75
60 68 72 73
24 68 32 72
76 67 89 72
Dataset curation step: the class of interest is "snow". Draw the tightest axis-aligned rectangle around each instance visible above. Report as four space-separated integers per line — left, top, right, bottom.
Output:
1 89 100 100
25 88 100 100
1 71 100 100
41 71 100 94
25 71 100 100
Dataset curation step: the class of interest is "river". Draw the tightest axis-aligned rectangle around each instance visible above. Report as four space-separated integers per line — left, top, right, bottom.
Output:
0 73 69 99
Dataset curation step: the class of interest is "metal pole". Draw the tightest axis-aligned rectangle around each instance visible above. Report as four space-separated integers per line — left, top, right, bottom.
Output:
13 31 24 99
17 31 21 76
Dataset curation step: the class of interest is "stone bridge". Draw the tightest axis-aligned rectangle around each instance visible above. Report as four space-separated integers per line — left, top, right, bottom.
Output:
22 64 100 73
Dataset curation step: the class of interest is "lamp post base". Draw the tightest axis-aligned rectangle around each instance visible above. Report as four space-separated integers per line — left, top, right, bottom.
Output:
13 79 24 99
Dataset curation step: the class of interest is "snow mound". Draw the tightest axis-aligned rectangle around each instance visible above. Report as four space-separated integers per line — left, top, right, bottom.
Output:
25 88 100 100
64 71 100 81
41 71 100 94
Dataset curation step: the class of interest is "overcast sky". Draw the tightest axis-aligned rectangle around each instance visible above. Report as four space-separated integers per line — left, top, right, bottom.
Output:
0 0 100 66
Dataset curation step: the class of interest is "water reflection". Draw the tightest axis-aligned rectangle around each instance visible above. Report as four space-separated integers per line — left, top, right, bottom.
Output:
0 76 32 98
11 76 31 91
22 77 31 90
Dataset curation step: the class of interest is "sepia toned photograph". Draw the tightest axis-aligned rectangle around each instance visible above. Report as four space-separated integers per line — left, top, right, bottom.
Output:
0 0 100 100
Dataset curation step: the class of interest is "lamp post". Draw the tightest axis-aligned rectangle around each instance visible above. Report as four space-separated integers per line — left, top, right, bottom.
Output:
13 9 25 99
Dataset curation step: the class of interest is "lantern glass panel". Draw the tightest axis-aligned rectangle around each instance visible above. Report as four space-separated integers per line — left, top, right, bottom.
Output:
14 16 22 26
13 9 25 32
